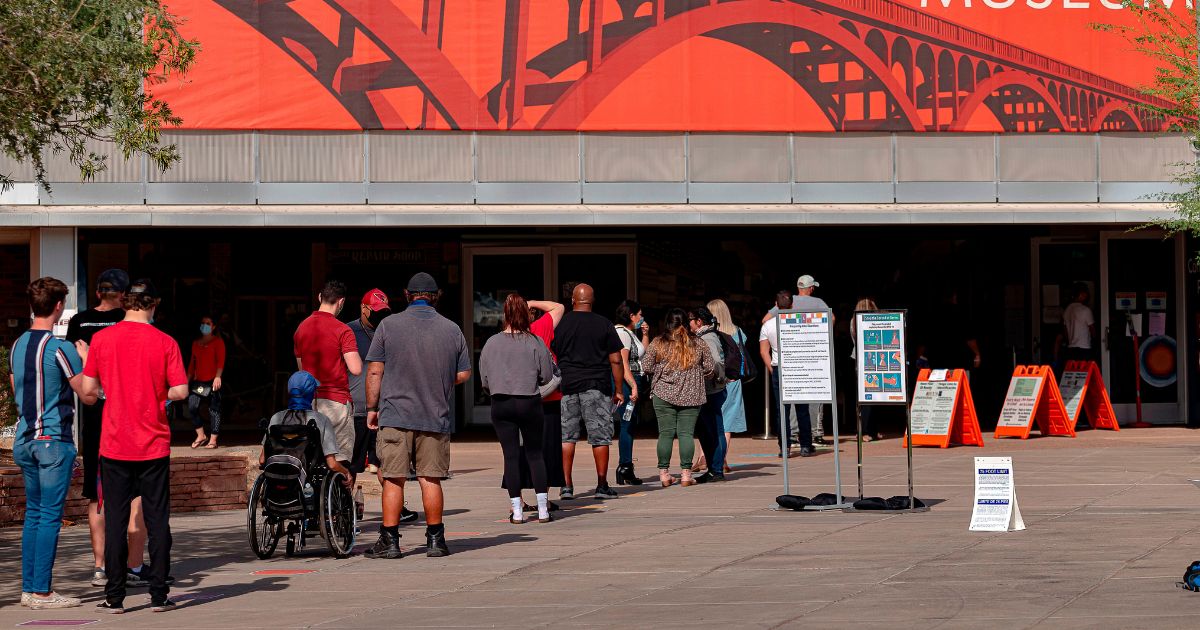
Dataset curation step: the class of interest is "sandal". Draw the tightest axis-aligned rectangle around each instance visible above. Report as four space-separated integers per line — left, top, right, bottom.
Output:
204 440 219 449
190 436 209 449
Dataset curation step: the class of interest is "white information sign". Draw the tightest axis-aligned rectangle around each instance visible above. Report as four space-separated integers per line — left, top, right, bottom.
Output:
854 311 908 403
53 309 76 339
776 311 834 404
928 369 949 382
969 457 1025 532
1058 371 1088 423
909 381 960 436
996 376 1044 428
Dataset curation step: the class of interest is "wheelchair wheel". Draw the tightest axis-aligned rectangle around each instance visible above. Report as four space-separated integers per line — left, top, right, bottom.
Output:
319 471 356 558
247 474 280 559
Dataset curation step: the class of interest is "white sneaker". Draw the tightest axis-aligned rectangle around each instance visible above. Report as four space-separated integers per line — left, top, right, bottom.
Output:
90 569 107 587
29 592 82 609
20 592 32 607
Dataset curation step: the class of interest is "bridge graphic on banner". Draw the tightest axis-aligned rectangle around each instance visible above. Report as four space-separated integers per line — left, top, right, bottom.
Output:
213 0 1172 131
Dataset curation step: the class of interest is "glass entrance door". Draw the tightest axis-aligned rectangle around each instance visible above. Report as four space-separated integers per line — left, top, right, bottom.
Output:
1030 238 1098 367
1100 232 1186 423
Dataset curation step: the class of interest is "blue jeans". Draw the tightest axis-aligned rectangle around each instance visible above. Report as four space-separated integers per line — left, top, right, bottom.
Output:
697 389 728 474
613 376 646 465
13 439 77 594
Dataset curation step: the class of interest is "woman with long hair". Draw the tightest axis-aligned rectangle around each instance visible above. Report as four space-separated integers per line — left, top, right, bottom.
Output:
706 299 747 472
641 308 715 487
480 293 558 523
851 297 884 441
612 300 649 485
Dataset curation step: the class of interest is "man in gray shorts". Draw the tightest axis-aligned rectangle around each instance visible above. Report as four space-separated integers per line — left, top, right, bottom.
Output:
364 273 470 559
551 284 625 500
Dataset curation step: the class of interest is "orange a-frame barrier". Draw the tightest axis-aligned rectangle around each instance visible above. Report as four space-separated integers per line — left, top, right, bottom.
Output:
994 365 1075 439
1060 360 1120 431
903 369 984 448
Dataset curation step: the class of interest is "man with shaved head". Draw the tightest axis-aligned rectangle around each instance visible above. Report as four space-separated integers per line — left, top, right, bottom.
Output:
551 283 625 500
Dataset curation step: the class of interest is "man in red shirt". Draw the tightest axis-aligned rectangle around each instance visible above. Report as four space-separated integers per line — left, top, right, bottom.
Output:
294 280 363 474
80 279 188 614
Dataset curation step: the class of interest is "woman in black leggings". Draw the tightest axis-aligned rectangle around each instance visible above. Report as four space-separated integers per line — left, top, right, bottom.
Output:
479 293 558 524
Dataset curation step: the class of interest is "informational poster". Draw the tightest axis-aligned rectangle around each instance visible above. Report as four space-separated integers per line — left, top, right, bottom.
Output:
1115 292 1136 311
1059 370 1089 424
1146 292 1167 311
928 369 949 382
777 311 834 404
1149 312 1166 337
969 457 1025 532
996 376 1044 428
909 381 960 436
53 309 76 339
855 312 907 404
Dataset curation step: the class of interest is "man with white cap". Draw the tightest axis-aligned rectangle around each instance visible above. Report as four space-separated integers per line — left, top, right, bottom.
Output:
760 274 831 457
792 275 831 447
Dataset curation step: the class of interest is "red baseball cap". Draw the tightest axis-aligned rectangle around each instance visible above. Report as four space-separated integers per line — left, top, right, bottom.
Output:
361 289 390 311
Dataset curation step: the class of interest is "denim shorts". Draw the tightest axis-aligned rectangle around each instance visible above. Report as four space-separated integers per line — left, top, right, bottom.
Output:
561 389 614 446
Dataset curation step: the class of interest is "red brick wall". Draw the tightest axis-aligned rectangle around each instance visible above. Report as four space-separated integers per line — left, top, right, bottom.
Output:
0 454 250 527
0 244 30 349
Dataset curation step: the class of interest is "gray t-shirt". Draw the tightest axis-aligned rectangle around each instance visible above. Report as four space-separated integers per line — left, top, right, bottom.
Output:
264 410 340 460
365 304 470 434
347 318 375 414
770 295 830 314
479 332 556 397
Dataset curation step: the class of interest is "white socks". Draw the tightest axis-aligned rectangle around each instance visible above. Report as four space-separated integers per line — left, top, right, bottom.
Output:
536 492 550 520
511 497 523 520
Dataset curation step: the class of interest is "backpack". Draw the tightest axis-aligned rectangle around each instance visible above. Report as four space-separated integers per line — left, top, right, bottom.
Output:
1181 561 1200 592
703 329 743 382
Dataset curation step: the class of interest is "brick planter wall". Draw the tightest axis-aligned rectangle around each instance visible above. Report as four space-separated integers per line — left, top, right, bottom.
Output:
0 454 250 528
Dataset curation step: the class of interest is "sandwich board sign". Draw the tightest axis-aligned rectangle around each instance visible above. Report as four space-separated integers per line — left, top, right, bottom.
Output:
903 369 983 448
969 457 1025 532
994 366 1074 439
1058 360 1120 431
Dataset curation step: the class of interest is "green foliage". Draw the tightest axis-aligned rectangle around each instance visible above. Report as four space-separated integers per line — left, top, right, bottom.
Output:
1094 2 1200 246
0 346 17 428
0 0 198 190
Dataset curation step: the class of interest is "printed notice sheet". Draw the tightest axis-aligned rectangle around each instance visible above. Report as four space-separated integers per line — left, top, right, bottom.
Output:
777 311 834 404
969 457 1025 532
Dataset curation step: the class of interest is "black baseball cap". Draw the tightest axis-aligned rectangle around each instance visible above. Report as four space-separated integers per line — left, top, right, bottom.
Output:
406 272 439 292
127 278 160 300
96 269 130 293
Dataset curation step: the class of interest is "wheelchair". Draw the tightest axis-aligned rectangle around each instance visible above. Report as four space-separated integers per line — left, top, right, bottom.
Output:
247 417 356 559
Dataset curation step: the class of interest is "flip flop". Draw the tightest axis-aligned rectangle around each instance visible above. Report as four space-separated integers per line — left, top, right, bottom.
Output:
190 436 209 449
204 441 219 449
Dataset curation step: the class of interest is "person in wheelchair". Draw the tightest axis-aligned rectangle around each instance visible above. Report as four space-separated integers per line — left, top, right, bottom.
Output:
259 371 352 483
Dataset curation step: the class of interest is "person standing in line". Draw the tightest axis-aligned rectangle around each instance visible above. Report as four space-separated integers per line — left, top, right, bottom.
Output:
641 308 714 487
187 315 225 449
851 298 884 441
518 298 568 509
551 284 625 500
706 299 747 472
347 289 419 523
612 300 649 486
294 280 362 482
761 289 814 458
690 307 728 484
364 273 470 559
80 279 188 614
480 293 558 524
66 269 148 589
13 278 88 609
1057 283 1095 365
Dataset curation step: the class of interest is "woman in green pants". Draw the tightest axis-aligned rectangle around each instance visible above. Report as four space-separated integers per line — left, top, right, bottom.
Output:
641 308 715 487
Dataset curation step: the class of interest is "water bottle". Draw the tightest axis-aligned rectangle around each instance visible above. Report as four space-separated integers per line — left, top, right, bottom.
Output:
354 485 365 520
621 401 635 423
302 482 315 510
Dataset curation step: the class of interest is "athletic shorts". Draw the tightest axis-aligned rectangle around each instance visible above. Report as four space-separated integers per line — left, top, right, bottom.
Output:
561 389 614 446
314 398 354 465
377 427 450 479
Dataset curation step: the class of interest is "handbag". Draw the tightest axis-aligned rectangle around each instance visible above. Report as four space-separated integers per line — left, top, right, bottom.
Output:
737 329 759 384
620 327 643 376
190 380 213 397
538 358 562 399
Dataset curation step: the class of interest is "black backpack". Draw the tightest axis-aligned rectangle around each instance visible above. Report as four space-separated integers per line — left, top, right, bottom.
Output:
704 329 743 382
736 330 759 383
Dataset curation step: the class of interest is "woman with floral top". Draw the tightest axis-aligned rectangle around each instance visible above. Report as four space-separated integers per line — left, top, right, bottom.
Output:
641 308 715 487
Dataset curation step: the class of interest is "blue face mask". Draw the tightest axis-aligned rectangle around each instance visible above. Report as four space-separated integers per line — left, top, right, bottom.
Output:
200 324 213 335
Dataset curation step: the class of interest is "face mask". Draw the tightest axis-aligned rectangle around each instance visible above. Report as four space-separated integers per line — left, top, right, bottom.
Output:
367 309 390 329
200 324 213 335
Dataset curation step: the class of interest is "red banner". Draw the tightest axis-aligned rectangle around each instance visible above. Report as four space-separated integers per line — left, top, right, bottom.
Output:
157 0 1177 131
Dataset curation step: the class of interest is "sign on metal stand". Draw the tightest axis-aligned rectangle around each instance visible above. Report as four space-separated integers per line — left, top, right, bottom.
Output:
853 310 919 512
771 309 849 511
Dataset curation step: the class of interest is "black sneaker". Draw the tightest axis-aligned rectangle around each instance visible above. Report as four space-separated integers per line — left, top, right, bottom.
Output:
125 568 147 587
97 601 124 614
812 436 828 446
426 529 451 557
151 599 177 613
560 486 574 500
364 530 403 559
400 507 419 523
523 501 560 513
593 484 618 499
799 447 815 457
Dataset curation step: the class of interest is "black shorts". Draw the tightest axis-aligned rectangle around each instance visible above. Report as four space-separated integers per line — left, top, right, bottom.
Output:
350 415 379 474
81 401 103 501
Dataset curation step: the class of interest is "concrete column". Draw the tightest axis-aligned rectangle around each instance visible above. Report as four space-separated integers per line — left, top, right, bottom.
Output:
29 227 79 311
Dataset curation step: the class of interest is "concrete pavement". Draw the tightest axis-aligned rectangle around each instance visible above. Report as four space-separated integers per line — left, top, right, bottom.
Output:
3 429 1200 628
